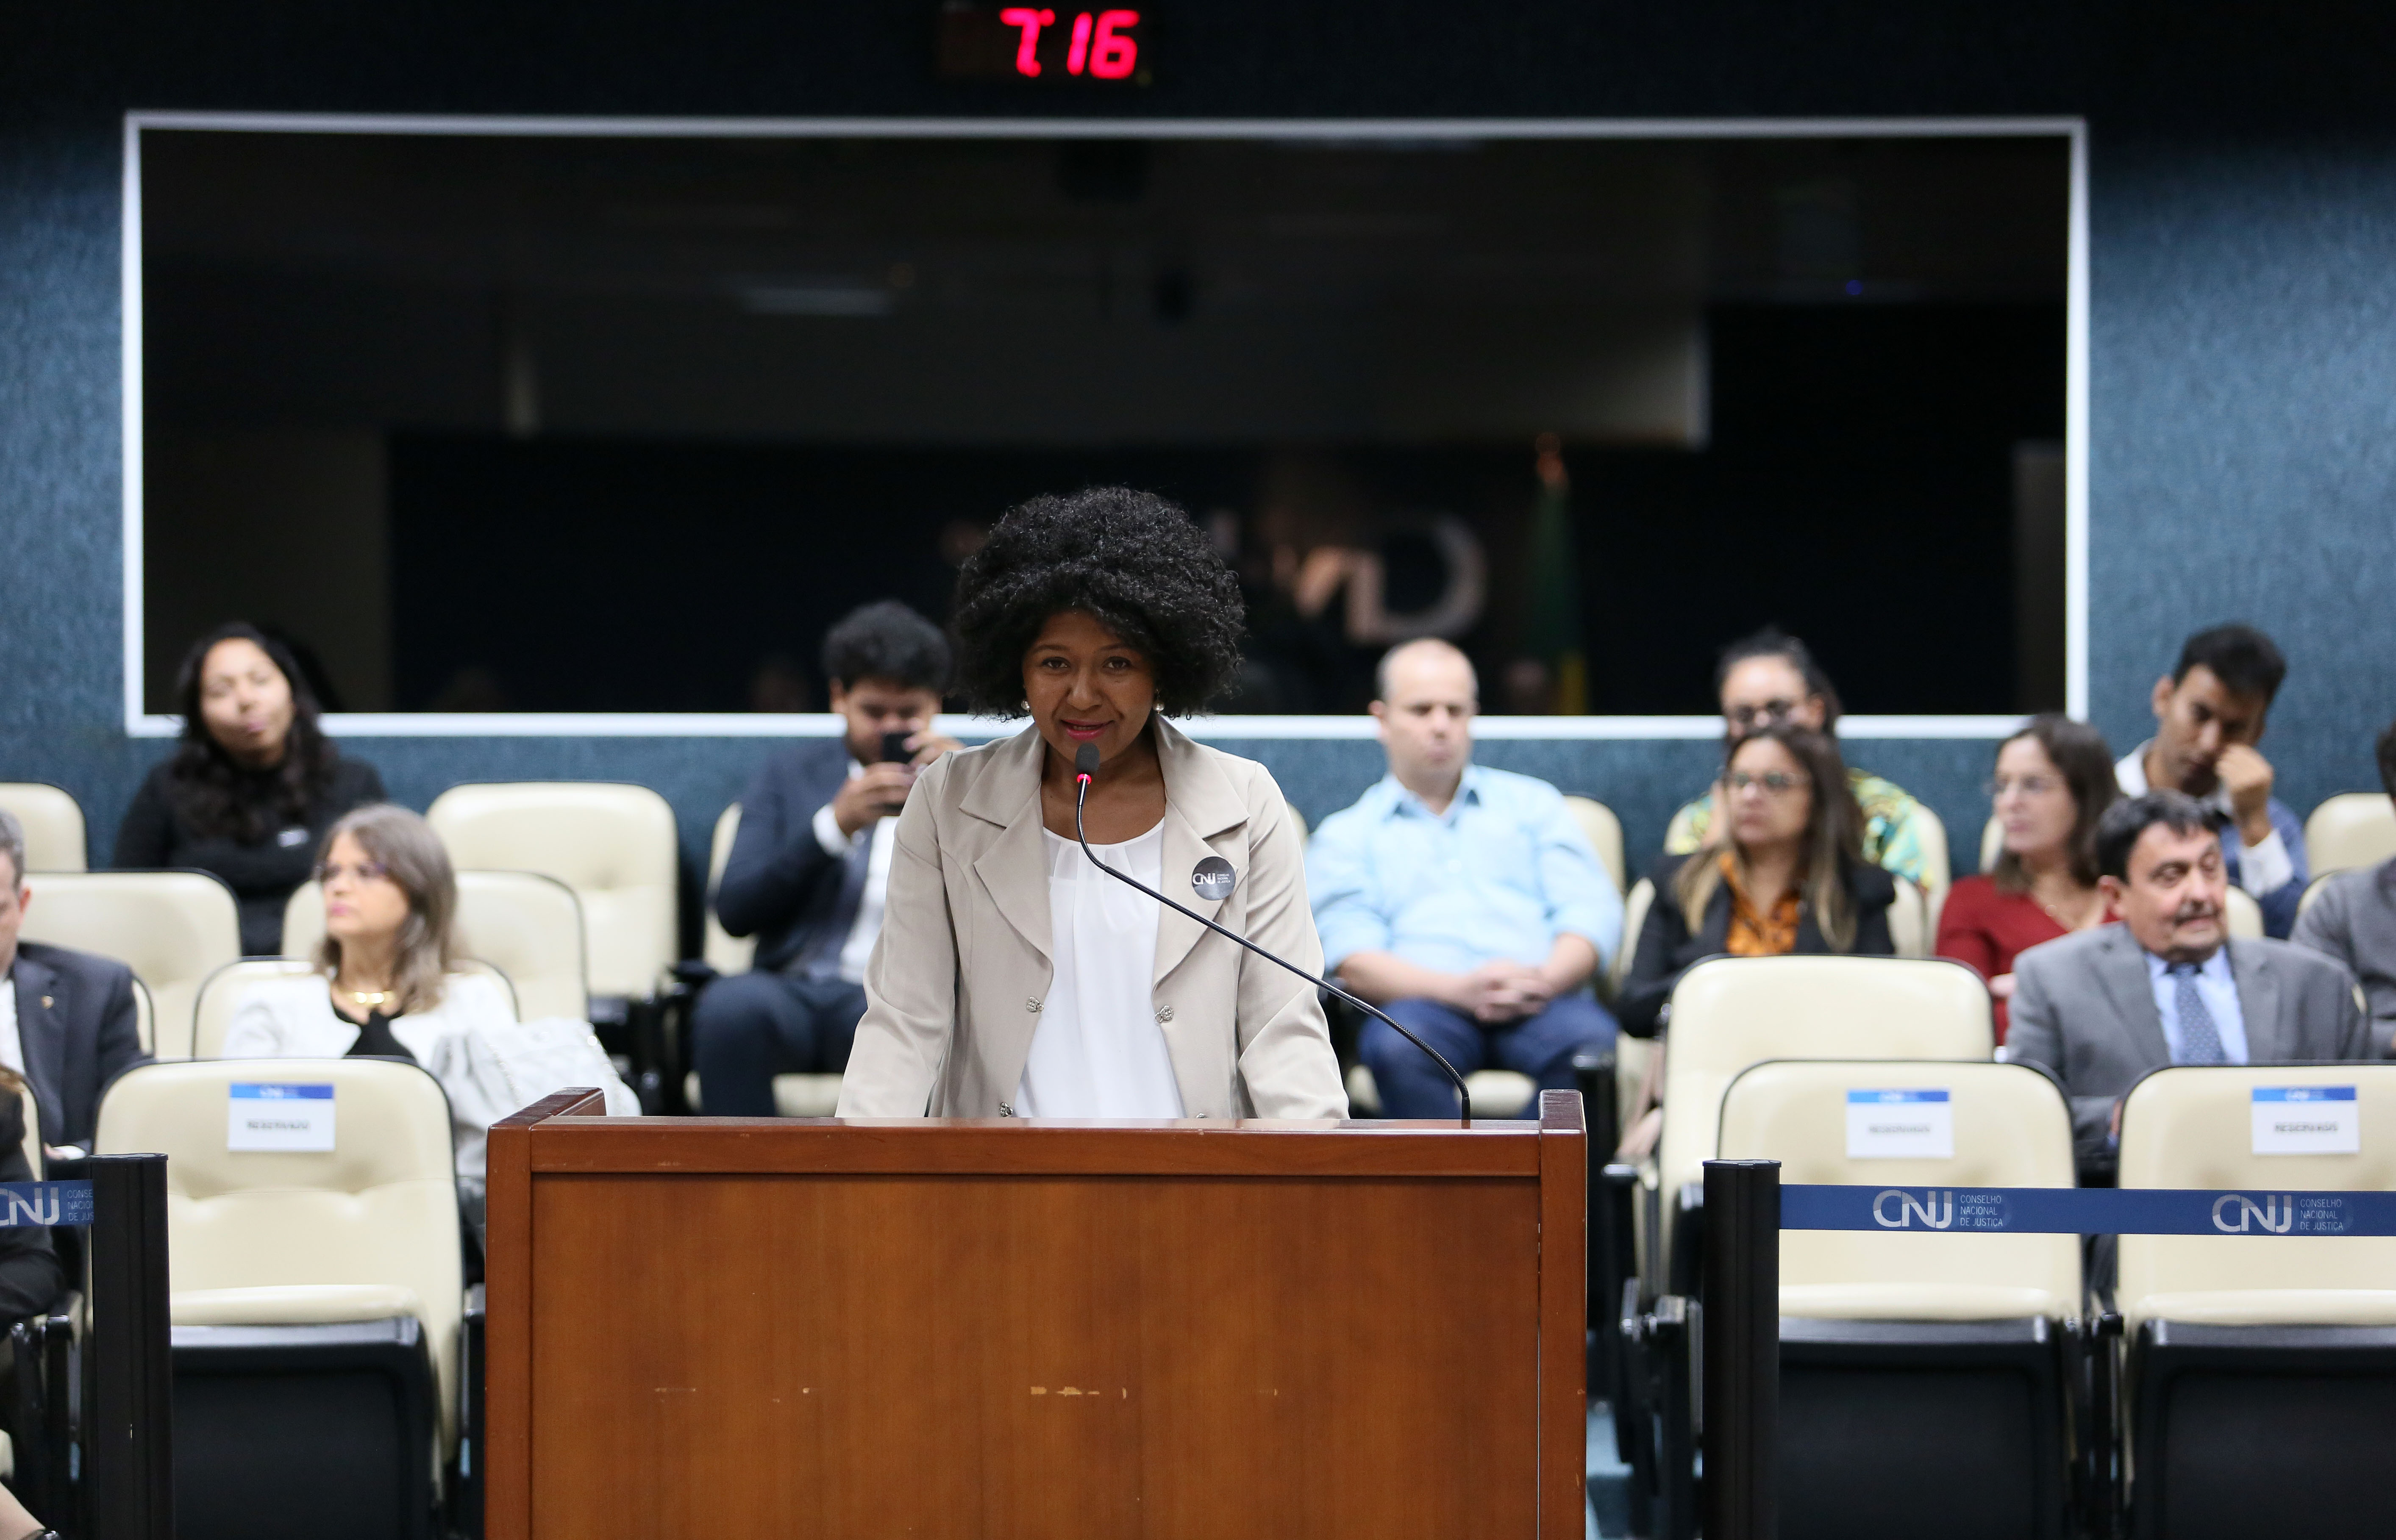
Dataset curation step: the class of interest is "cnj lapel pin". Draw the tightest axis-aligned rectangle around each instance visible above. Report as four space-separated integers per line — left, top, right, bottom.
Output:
1191 856 1237 902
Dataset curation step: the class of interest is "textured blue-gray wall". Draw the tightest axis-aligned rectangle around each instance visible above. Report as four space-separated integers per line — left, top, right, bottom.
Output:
3 1 2394 930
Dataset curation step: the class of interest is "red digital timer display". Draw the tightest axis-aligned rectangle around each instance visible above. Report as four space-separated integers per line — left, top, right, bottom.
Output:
936 4 1149 83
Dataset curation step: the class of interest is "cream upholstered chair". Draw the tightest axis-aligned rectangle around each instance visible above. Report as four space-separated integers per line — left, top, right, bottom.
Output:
286 870 584 1022
1608 879 1660 1137
17 870 240 1058
2305 793 2396 880
427 783 675 1002
1653 955 1993 1284
1980 813 2005 874
1339 1063 1539 1120
1562 795 1626 896
1910 799 1952 908
702 804 754 977
1719 1058 2081 1536
96 1057 465 1526
2118 1063 2396 1334
1723 1059 2079 1322
0 784 86 871
1888 875 1929 957
191 958 320 1060
2115 1063 2396 1538
1612 877 1655 994
2223 884 2263 939
190 956 520 1060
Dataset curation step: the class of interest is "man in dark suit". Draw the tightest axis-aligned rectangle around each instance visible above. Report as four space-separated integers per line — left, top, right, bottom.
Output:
695 603 960 1115
2292 717 2396 1057
0 810 148 1154
2011 790 2366 1176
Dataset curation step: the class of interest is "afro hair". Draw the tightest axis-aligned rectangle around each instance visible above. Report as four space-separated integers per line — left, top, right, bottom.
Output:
949 486 1245 718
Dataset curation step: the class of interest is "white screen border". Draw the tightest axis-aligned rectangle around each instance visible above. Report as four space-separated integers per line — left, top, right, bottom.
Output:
122 111 2088 743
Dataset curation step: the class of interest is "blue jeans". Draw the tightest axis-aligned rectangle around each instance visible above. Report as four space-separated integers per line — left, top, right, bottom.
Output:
1360 993 1618 1119
691 971 867 1115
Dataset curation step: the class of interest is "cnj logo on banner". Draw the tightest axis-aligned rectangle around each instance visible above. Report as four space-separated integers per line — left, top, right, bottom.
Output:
1872 1190 1954 1229
2212 1193 2295 1233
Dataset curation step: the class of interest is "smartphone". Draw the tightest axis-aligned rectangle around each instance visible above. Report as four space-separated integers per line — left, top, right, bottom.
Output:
880 730 914 765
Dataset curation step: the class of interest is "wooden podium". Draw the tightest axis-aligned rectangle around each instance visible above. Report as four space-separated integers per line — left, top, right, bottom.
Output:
485 1091 1586 1538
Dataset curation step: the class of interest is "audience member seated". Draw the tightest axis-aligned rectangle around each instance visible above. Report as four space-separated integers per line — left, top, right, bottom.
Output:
698 602 961 1115
0 810 148 1156
1937 713 2119 1043
113 623 386 955
1662 627 1934 887
1622 724 1897 1037
222 805 518 1227
2293 718 2396 1056
1308 639 1623 1119
0 1069 61 1323
2010 791 2364 1176
2113 623 2307 937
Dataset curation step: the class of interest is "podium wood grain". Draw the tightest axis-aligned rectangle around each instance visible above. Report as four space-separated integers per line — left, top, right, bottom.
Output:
487 1093 1587 1538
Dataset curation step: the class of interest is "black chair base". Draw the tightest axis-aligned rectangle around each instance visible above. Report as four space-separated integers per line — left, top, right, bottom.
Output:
2129 1319 2396 1540
172 1316 438 1540
1780 1315 2075 1540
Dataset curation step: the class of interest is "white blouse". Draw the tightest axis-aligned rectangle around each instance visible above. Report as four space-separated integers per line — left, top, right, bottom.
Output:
222 973 517 1175
1014 822 1184 1119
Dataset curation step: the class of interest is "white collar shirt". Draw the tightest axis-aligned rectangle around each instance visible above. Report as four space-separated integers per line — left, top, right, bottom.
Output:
0 977 19 1078
808 760 901 986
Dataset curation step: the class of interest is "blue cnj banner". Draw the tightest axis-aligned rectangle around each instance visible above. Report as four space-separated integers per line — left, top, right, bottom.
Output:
0 1182 95 1228
1782 1184 2396 1237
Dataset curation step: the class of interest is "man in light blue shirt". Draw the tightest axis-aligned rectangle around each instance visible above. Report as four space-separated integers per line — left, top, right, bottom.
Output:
1306 639 1622 1118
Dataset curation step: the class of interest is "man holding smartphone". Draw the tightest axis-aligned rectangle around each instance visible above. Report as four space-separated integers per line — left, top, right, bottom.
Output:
696 602 963 1115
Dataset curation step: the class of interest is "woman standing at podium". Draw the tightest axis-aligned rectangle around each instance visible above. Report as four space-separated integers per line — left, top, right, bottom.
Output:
836 487 1348 1121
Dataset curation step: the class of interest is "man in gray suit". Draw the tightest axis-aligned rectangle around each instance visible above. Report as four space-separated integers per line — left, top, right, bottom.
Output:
2293 719 2396 1057
2011 790 2366 1176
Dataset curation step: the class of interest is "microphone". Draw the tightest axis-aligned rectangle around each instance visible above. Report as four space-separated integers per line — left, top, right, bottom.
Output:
1071 741 1474 1126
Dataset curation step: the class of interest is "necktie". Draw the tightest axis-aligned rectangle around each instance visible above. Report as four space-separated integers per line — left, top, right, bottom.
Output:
2172 964 2227 1065
797 831 874 981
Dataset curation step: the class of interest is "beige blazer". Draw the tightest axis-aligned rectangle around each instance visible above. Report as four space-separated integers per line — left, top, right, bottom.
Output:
835 718 1348 1120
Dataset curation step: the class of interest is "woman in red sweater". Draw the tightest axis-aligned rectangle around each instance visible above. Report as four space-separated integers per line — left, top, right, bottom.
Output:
1937 714 2120 1041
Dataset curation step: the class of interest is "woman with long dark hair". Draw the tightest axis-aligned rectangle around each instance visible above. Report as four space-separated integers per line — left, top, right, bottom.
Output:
1936 713 2119 1042
113 622 386 954
1618 723 1898 1037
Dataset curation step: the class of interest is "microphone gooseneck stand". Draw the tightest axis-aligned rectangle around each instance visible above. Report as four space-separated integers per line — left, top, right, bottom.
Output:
1071 741 1473 1127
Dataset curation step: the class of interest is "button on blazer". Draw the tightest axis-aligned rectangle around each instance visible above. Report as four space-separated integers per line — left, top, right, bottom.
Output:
835 718 1348 1120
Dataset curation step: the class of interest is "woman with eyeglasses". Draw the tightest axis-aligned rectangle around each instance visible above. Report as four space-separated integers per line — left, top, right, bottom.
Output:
1618 723 1897 1036
1657 628 1935 890
113 622 387 955
1935 713 2119 1042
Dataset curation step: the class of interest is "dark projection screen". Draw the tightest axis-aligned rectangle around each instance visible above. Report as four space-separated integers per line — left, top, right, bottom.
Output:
139 128 2068 717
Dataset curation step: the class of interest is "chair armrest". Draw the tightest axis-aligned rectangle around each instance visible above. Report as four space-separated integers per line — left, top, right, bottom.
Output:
457 1283 486 1538
1669 1181 1706 1298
